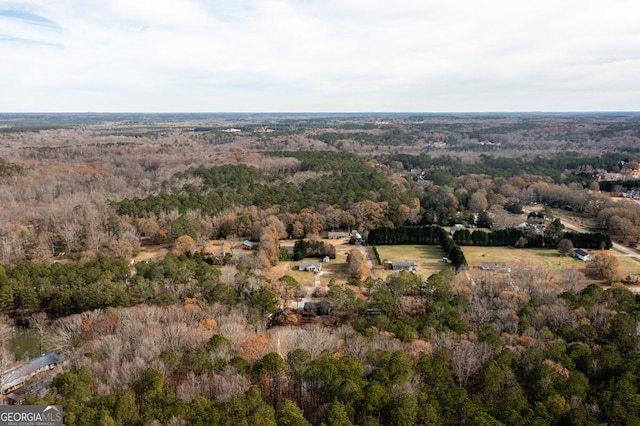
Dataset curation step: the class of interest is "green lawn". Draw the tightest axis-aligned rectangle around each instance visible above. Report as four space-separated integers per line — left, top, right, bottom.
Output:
277 243 640 286
278 258 350 288
374 245 447 278
462 246 640 280
462 246 578 271
281 265 316 287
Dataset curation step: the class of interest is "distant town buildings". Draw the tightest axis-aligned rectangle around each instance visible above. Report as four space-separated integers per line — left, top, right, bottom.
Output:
594 168 640 182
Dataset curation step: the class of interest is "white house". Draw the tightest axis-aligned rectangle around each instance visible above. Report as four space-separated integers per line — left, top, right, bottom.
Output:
299 262 322 273
384 261 417 273
572 249 592 261
450 224 466 235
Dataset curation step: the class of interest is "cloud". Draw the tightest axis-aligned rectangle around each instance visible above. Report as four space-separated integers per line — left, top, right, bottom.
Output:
0 5 62 47
0 0 639 112
0 34 63 48
0 8 60 29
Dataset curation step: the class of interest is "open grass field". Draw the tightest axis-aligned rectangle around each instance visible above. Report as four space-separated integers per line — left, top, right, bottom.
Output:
279 265 317 287
462 246 579 271
275 238 354 287
277 259 350 288
134 236 640 285
373 245 447 278
462 246 640 280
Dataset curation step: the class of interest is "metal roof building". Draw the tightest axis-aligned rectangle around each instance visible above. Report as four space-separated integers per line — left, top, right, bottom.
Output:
1 353 60 395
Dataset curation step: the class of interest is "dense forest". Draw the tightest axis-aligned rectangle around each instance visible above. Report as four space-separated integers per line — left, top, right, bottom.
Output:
1 113 640 425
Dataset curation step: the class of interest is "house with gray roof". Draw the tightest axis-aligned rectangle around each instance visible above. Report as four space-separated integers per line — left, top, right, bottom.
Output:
1 353 60 397
572 249 591 261
384 261 417 272
298 262 321 273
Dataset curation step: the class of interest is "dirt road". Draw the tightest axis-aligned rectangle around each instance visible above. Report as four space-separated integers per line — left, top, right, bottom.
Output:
357 243 376 279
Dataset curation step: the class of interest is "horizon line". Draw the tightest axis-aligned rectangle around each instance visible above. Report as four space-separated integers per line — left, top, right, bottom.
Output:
1 110 639 115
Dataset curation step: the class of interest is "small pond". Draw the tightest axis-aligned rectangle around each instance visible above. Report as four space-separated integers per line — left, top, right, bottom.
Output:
10 327 40 360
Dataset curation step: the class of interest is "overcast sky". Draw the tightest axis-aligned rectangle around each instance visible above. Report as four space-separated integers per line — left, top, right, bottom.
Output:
1 0 639 112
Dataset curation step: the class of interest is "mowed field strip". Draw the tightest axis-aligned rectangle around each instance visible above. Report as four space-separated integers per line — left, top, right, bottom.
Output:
373 245 447 278
373 243 640 282
463 246 640 279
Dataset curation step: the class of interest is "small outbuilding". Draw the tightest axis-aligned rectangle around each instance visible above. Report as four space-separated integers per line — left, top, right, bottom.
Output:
384 261 416 272
480 262 511 273
328 231 351 239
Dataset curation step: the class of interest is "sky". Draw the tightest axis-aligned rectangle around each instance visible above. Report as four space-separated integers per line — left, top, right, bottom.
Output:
0 0 639 112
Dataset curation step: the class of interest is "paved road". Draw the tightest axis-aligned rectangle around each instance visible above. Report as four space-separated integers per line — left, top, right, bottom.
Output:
523 206 640 261
551 210 640 261
554 210 640 294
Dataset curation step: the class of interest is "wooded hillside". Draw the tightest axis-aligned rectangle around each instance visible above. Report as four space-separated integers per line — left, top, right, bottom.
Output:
1 113 640 425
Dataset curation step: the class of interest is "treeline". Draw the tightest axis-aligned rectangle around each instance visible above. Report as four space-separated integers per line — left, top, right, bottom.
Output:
368 225 611 255
453 228 612 250
599 179 640 192
563 232 614 250
368 225 445 245
367 225 467 269
388 152 634 183
0 254 276 320
292 238 336 261
452 227 531 247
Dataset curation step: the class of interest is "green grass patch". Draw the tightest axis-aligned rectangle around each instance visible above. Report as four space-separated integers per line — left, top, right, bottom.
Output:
374 245 447 278
462 246 579 270
279 257 351 287
462 246 640 280
279 262 317 287
320 259 349 277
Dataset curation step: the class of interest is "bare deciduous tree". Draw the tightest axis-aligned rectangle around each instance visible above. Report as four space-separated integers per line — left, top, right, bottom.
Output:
557 238 574 256
347 248 368 281
586 253 620 280
451 340 494 388
29 312 49 355
0 315 14 366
